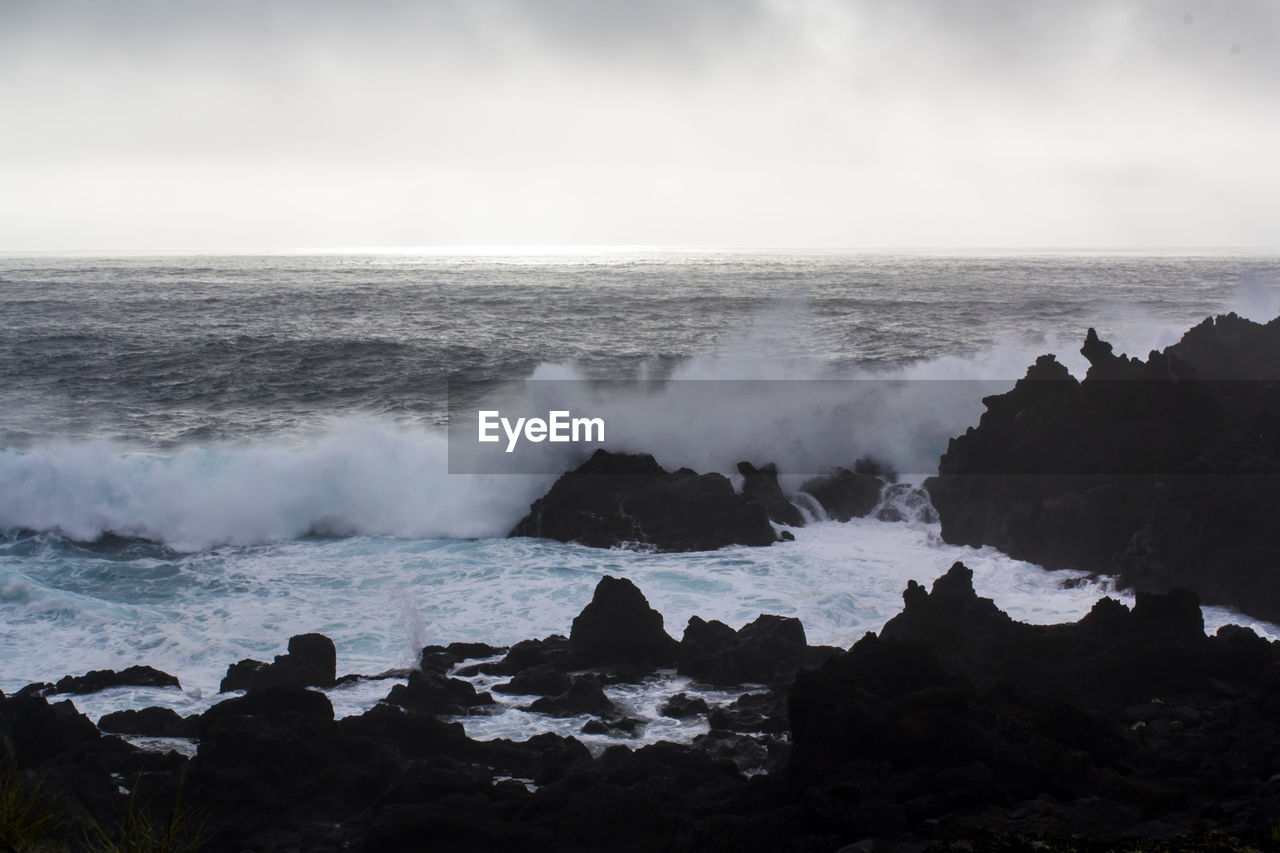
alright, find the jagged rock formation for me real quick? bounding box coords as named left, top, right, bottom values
left=925, top=313, right=1280, bottom=621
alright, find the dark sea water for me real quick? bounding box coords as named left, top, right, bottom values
left=2, top=250, right=1279, bottom=742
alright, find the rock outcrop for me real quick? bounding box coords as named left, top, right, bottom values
left=677, top=613, right=825, bottom=686
left=220, top=632, right=338, bottom=693
left=737, top=461, right=804, bottom=526
left=568, top=575, right=680, bottom=669
left=926, top=313, right=1280, bottom=621
left=511, top=450, right=781, bottom=551
left=800, top=458, right=894, bottom=521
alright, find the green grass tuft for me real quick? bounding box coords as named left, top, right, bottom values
left=0, top=759, right=66, bottom=853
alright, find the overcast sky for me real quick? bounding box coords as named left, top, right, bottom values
left=1, top=0, right=1277, bottom=250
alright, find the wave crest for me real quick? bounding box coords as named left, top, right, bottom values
left=0, top=421, right=554, bottom=550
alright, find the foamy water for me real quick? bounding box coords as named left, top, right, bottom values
left=3, top=251, right=1279, bottom=746
left=7, top=510, right=1276, bottom=745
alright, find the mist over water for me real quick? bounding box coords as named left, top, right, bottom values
left=2, top=251, right=1279, bottom=722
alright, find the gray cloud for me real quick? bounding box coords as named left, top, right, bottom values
left=1, top=0, right=1276, bottom=248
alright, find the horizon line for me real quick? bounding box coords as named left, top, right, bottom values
left=3, top=244, right=1280, bottom=258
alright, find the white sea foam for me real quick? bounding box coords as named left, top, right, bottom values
left=2, top=282, right=1275, bottom=550
left=4, top=278, right=1278, bottom=748
left=0, top=423, right=553, bottom=550
left=6, top=518, right=1275, bottom=744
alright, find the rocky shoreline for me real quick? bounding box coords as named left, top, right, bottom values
left=6, top=311, right=1280, bottom=851
left=4, top=566, right=1280, bottom=852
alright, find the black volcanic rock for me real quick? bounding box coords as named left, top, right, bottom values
left=737, top=461, right=804, bottom=527
left=526, top=676, right=617, bottom=718
left=786, top=558, right=1280, bottom=847
left=493, top=664, right=573, bottom=697
left=677, top=614, right=808, bottom=686
left=567, top=575, right=679, bottom=669
left=98, top=706, right=198, bottom=738
left=418, top=641, right=504, bottom=674
left=455, top=635, right=570, bottom=677
left=384, top=670, right=495, bottom=716
left=0, top=692, right=106, bottom=766
left=660, top=693, right=710, bottom=719
left=220, top=632, right=337, bottom=693
left=708, top=690, right=791, bottom=734
left=53, top=665, right=181, bottom=695
left=925, top=313, right=1280, bottom=621
left=18, top=559, right=1280, bottom=851
left=199, top=685, right=335, bottom=739
left=875, top=561, right=1261, bottom=709
left=800, top=458, right=892, bottom=521
left=510, top=449, right=780, bottom=551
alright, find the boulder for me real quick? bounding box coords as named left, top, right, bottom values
left=677, top=613, right=808, bottom=686
left=526, top=676, right=617, bottom=718
left=567, top=575, right=679, bottom=669
left=493, top=664, right=573, bottom=697
left=455, top=635, right=569, bottom=677
left=801, top=459, right=892, bottom=521
left=199, top=685, right=334, bottom=739
left=418, top=641, right=505, bottom=674
left=0, top=692, right=104, bottom=766
left=384, top=670, right=495, bottom=716
left=52, top=665, right=181, bottom=695
left=510, top=450, right=779, bottom=551
left=98, top=706, right=198, bottom=738
left=660, top=693, right=710, bottom=719
left=220, top=633, right=337, bottom=693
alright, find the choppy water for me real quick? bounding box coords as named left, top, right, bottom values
left=3, top=250, right=1279, bottom=740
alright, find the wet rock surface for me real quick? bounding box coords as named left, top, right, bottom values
left=220, top=632, right=338, bottom=693
left=7, top=567, right=1280, bottom=851
left=802, top=458, right=894, bottom=522
left=510, top=449, right=781, bottom=551
left=738, top=461, right=805, bottom=526
left=23, top=665, right=183, bottom=696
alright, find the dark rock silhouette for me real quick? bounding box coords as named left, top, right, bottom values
left=659, top=693, right=710, bottom=719
left=677, top=613, right=810, bottom=686
left=198, top=685, right=334, bottom=739
left=525, top=676, right=617, bottom=718
left=98, top=706, right=198, bottom=738
left=48, top=665, right=180, bottom=695
left=384, top=670, right=495, bottom=716
left=568, top=575, right=680, bottom=668
left=801, top=458, right=893, bottom=521
left=493, top=664, right=573, bottom=697
left=737, top=461, right=804, bottom=526
left=511, top=450, right=780, bottom=551
left=14, top=561, right=1280, bottom=851
left=926, top=313, right=1280, bottom=621
left=455, top=635, right=569, bottom=677
left=220, top=632, right=338, bottom=693
left=418, top=641, right=504, bottom=674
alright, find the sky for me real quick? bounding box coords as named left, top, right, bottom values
left=1, top=0, right=1277, bottom=250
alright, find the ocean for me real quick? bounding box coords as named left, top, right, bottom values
left=3, top=250, right=1279, bottom=745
